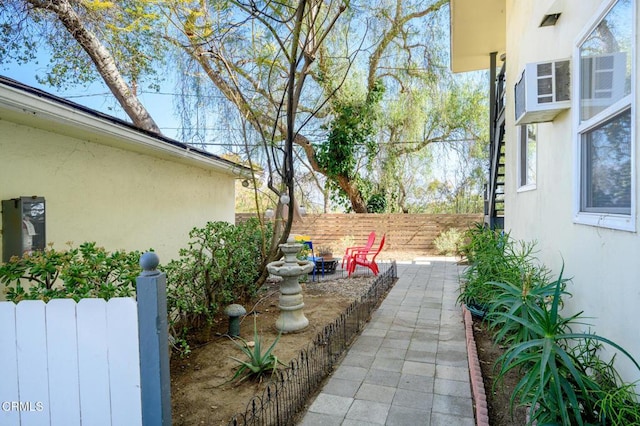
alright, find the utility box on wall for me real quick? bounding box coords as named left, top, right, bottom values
left=2, top=197, right=46, bottom=262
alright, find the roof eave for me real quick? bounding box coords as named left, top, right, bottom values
left=449, top=0, right=506, bottom=73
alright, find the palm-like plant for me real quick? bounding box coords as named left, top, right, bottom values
left=487, top=263, right=568, bottom=346
left=496, top=268, right=640, bottom=425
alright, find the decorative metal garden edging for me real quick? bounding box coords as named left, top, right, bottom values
left=227, top=261, right=398, bottom=426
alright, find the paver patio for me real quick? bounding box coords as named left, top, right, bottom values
left=299, top=259, right=475, bottom=425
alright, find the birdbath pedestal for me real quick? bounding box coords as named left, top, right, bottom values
left=266, top=238, right=314, bottom=332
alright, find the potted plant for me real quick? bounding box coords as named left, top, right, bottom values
left=316, top=245, right=334, bottom=260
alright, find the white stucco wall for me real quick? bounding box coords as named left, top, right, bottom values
left=0, top=119, right=236, bottom=266
left=504, top=0, right=640, bottom=384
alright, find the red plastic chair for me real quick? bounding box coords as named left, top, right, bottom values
left=348, top=234, right=386, bottom=277
left=342, top=231, right=376, bottom=269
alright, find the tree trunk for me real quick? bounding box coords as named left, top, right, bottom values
left=30, top=0, right=162, bottom=134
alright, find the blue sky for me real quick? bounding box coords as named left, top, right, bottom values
left=2, top=56, right=184, bottom=142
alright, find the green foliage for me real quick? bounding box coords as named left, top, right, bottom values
left=433, top=228, right=464, bottom=256
left=486, top=263, right=567, bottom=347
left=0, top=242, right=142, bottom=302
left=459, top=223, right=640, bottom=425
left=595, top=379, right=640, bottom=425
left=458, top=224, right=546, bottom=314
left=0, top=0, right=166, bottom=91
left=316, top=80, right=385, bottom=210
left=230, top=317, right=284, bottom=383
left=457, top=224, right=510, bottom=307
left=495, top=272, right=640, bottom=425
left=366, top=193, right=387, bottom=213
left=164, top=218, right=272, bottom=351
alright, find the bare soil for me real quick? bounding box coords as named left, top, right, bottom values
left=170, top=273, right=375, bottom=426
left=472, top=316, right=528, bottom=425
left=170, top=253, right=525, bottom=426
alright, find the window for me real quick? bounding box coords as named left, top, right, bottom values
left=518, top=124, right=537, bottom=190
left=575, top=0, right=634, bottom=230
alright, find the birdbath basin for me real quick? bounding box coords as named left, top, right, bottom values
left=266, top=238, right=314, bottom=332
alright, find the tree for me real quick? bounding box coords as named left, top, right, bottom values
left=169, top=0, right=463, bottom=213
left=1, top=0, right=165, bottom=133
left=375, top=75, right=489, bottom=213
left=2, top=0, right=485, bottom=216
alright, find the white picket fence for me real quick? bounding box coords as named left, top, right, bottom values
left=0, top=298, right=143, bottom=426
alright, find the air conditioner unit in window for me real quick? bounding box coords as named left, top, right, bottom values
left=514, top=59, right=571, bottom=125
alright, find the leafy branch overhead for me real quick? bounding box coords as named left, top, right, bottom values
left=2, top=0, right=486, bottom=215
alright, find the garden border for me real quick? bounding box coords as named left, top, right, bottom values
left=226, top=262, right=398, bottom=425
left=463, top=304, right=490, bottom=426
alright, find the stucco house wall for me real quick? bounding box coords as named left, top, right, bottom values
left=451, top=0, right=640, bottom=386
left=0, top=77, right=245, bottom=268
left=503, top=0, right=640, bottom=384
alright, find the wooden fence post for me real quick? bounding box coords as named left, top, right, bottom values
left=136, top=252, right=172, bottom=426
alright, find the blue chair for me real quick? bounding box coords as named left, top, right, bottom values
left=302, top=240, right=323, bottom=281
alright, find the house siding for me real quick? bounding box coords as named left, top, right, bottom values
left=0, top=118, right=235, bottom=266
left=504, top=0, right=640, bottom=384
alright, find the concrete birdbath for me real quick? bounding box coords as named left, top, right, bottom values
left=266, top=237, right=314, bottom=332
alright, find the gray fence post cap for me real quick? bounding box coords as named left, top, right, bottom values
left=140, top=252, right=160, bottom=276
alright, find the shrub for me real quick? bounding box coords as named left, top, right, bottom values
left=486, top=261, right=566, bottom=346
left=457, top=224, right=510, bottom=308
left=0, top=242, right=142, bottom=302
left=164, top=218, right=272, bottom=350
left=459, top=224, right=640, bottom=425
left=433, top=228, right=464, bottom=256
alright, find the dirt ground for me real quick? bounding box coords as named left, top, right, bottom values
left=170, top=272, right=376, bottom=426
left=473, top=316, right=528, bottom=425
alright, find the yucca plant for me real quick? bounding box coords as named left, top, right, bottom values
left=496, top=268, right=640, bottom=425
left=230, top=317, right=285, bottom=383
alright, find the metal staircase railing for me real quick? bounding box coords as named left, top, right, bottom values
left=485, top=55, right=506, bottom=230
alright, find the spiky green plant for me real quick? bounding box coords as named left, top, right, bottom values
left=496, top=268, right=640, bottom=425
left=487, top=262, right=569, bottom=346
left=230, top=317, right=284, bottom=383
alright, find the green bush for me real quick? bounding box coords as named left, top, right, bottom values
left=164, top=218, right=272, bottom=350
left=486, top=261, right=566, bottom=346
left=0, top=242, right=142, bottom=302
left=433, top=228, right=464, bottom=256
left=457, top=224, right=510, bottom=308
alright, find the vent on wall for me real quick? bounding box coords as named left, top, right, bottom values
left=515, top=59, right=571, bottom=125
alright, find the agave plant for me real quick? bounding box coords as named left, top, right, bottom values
left=230, top=317, right=285, bottom=383
left=496, top=267, right=640, bottom=425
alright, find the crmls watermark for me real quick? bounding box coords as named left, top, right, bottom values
left=1, top=401, right=44, bottom=412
